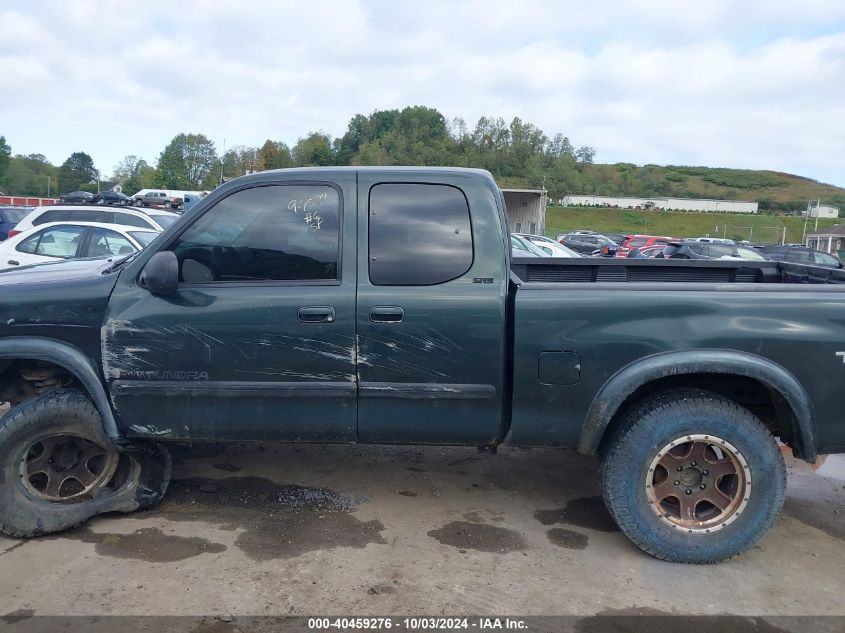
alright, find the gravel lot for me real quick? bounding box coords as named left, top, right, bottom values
left=0, top=442, right=843, bottom=618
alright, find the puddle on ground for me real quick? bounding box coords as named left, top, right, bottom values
left=815, top=454, right=845, bottom=482
left=546, top=527, right=589, bottom=550
left=427, top=520, right=526, bottom=553
left=534, top=496, right=620, bottom=533
left=143, top=476, right=385, bottom=560
left=60, top=526, right=226, bottom=562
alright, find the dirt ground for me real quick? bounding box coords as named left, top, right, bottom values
left=0, top=442, right=843, bottom=617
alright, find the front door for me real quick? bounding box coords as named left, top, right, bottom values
left=104, top=176, right=357, bottom=442
left=355, top=172, right=508, bottom=444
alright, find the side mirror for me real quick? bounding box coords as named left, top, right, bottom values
left=139, top=251, right=179, bottom=296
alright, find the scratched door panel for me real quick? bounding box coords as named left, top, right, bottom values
left=355, top=172, right=509, bottom=444
left=103, top=175, right=358, bottom=442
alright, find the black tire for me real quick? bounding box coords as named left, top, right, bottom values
left=0, top=389, right=171, bottom=538
left=600, top=389, right=786, bottom=563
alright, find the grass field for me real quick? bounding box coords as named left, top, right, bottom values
left=545, top=205, right=841, bottom=244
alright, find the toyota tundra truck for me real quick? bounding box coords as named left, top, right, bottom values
left=1, top=167, right=843, bottom=563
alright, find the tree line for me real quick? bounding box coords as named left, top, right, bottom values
left=2, top=106, right=842, bottom=212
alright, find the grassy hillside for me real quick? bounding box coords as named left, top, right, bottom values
left=545, top=205, right=841, bottom=244
left=503, top=164, right=845, bottom=213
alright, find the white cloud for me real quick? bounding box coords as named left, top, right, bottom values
left=1, top=0, right=844, bottom=185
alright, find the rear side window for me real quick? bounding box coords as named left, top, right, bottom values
left=369, top=183, right=473, bottom=285
left=32, top=210, right=71, bottom=226
left=628, top=238, right=646, bottom=248
left=113, top=212, right=153, bottom=228
left=18, top=226, right=86, bottom=258
left=169, top=184, right=340, bottom=283
left=707, top=244, right=735, bottom=258
left=68, top=209, right=110, bottom=223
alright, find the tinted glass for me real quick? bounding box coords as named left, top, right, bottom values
left=113, top=212, right=152, bottom=228
left=629, top=238, right=646, bottom=248
left=708, top=244, right=735, bottom=257
left=148, top=214, right=176, bottom=228
left=129, top=231, right=157, bottom=247
left=687, top=243, right=707, bottom=255
left=0, top=208, right=28, bottom=223
left=814, top=251, right=840, bottom=267
left=32, top=226, right=86, bottom=257
left=16, top=233, right=39, bottom=254
left=68, top=209, right=110, bottom=223
left=170, top=185, right=340, bottom=282
left=86, top=228, right=135, bottom=257
left=32, top=210, right=71, bottom=225
left=369, top=183, right=472, bottom=285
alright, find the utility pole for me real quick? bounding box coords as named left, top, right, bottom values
left=802, top=199, right=810, bottom=244
left=219, top=138, right=226, bottom=184
left=815, top=198, right=820, bottom=232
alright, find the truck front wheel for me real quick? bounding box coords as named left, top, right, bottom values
left=0, top=390, right=171, bottom=538
left=599, top=389, right=786, bottom=563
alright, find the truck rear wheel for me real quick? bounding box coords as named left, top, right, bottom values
left=0, top=390, right=171, bottom=538
left=599, top=389, right=786, bottom=563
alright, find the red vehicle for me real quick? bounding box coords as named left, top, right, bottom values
left=615, top=234, right=674, bottom=257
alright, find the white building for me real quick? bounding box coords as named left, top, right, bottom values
left=806, top=224, right=845, bottom=256
left=503, top=188, right=548, bottom=235
left=561, top=194, right=758, bottom=214
left=802, top=203, right=839, bottom=219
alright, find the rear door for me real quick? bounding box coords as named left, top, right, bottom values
left=355, top=172, right=508, bottom=444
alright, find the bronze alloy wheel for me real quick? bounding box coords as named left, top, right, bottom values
left=20, top=434, right=119, bottom=502
left=645, top=434, right=751, bottom=534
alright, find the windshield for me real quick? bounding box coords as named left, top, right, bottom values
left=129, top=231, right=158, bottom=247
left=149, top=214, right=177, bottom=228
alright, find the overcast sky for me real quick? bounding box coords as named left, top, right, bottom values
left=1, top=0, right=844, bottom=185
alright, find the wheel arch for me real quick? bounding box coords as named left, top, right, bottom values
left=578, top=349, right=816, bottom=462
left=0, top=337, right=119, bottom=441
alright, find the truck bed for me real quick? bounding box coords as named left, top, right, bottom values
left=511, top=257, right=845, bottom=285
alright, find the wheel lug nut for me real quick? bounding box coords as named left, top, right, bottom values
left=674, top=480, right=680, bottom=485
left=691, top=461, right=697, bottom=466
left=685, top=489, right=692, bottom=495
left=703, top=470, right=709, bottom=475
left=677, top=466, right=683, bottom=471
left=699, top=484, right=706, bottom=489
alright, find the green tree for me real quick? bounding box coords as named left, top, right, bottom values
left=156, top=133, right=218, bottom=189
left=57, top=151, right=98, bottom=193
left=222, top=145, right=261, bottom=177
left=258, top=140, right=292, bottom=170
left=5, top=154, right=57, bottom=196
left=292, top=132, right=335, bottom=166
left=0, top=136, right=10, bottom=190
left=113, top=155, right=158, bottom=195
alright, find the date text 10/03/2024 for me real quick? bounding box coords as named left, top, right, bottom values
left=307, top=617, right=528, bottom=630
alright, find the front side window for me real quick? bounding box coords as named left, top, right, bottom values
left=814, top=251, right=840, bottom=267
left=114, top=212, right=153, bottom=228
left=19, top=226, right=86, bottom=258
left=169, top=184, right=340, bottom=283
left=369, top=183, right=473, bottom=285
left=86, top=228, right=135, bottom=257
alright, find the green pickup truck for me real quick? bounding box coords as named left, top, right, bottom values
left=1, top=167, right=843, bottom=563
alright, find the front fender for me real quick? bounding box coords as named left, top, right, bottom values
left=578, top=349, right=816, bottom=462
left=0, top=336, right=119, bottom=441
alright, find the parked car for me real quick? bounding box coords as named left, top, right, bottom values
left=511, top=234, right=548, bottom=257
left=616, top=234, right=674, bottom=257
left=735, top=245, right=769, bottom=261
left=8, top=205, right=179, bottom=239
left=756, top=245, right=843, bottom=268
left=92, top=191, right=132, bottom=206
left=558, top=232, right=617, bottom=255
left=514, top=233, right=580, bottom=257
left=628, top=245, right=666, bottom=258
left=662, top=240, right=742, bottom=260
left=59, top=191, right=94, bottom=204
left=2, top=167, right=845, bottom=566
left=0, top=222, right=159, bottom=271
left=0, top=206, right=31, bottom=241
